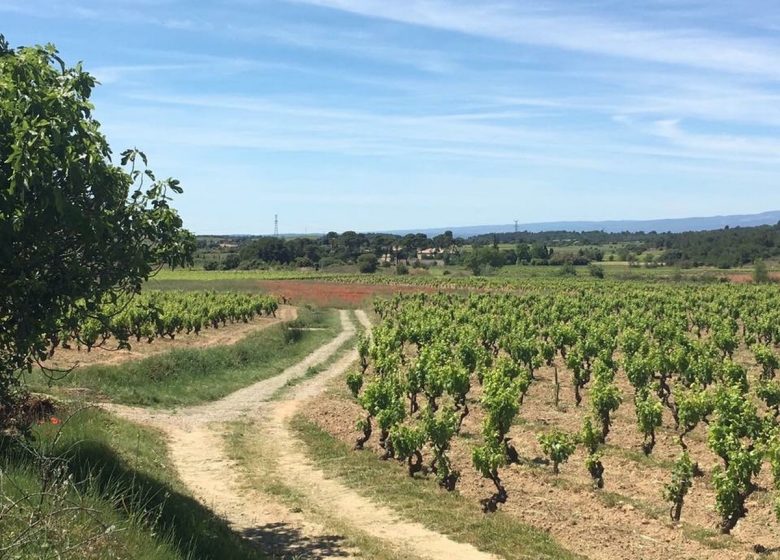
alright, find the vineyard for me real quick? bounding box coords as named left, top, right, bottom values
left=14, top=17, right=780, bottom=560
left=345, top=283, right=780, bottom=542
left=57, top=291, right=278, bottom=353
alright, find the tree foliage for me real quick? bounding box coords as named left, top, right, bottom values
left=0, top=37, right=194, bottom=422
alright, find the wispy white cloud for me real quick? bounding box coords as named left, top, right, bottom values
left=105, top=91, right=780, bottom=177
left=91, top=63, right=199, bottom=84
left=8, top=0, right=780, bottom=231
left=225, top=22, right=460, bottom=74
left=287, top=0, right=780, bottom=79
left=649, top=119, right=780, bottom=159
left=0, top=0, right=459, bottom=74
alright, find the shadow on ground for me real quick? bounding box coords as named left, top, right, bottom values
left=243, top=522, right=350, bottom=558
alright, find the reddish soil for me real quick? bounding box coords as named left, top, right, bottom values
left=256, top=280, right=438, bottom=308
left=304, top=358, right=780, bottom=560
left=728, top=273, right=780, bottom=284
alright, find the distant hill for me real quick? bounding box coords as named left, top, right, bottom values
left=381, top=211, right=780, bottom=238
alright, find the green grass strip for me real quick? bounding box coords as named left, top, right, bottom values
left=1, top=407, right=264, bottom=560
left=269, top=310, right=362, bottom=401
left=290, top=415, right=582, bottom=560
left=28, top=307, right=338, bottom=407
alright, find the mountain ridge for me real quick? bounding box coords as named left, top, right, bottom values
left=374, top=210, right=780, bottom=238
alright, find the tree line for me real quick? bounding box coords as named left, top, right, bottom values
left=473, top=223, right=780, bottom=269
left=200, top=222, right=780, bottom=271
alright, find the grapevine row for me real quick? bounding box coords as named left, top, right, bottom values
left=347, top=284, right=780, bottom=533
left=59, top=291, right=279, bottom=352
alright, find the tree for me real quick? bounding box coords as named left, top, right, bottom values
left=357, top=253, right=378, bottom=273
left=754, top=259, right=770, bottom=284
left=238, top=236, right=291, bottom=264
left=222, top=253, right=240, bottom=270
left=0, top=37, right=194, bottom=426
left=516, top=243, right=532, bottom=264
left=465, top=247, right=507, bottom=276
left=531, top=243, right=550, bottom=261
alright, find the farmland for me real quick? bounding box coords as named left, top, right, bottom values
left=4, top=273, right=780, bottom=559
left=310, top=283, right=780, bottom=559
left=5, top=14, right=780, bottom=560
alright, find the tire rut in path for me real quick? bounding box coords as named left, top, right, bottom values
left=255, top=309, right=500, bottom=560
left=106, top=310, right=361, bottom=559
left=108, top=309, right=499, bottom=560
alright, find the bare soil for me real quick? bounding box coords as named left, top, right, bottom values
left=303, top=354, right=780, bottom=560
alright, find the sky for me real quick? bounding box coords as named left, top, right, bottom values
left=4, top=0, right=780, bottom=234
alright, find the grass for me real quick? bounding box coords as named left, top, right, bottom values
left=603, top=443, right=677, bottom=470
left=28, top=308, right=339, bottom=407
left=225, top=418, right=415, bottom=560
left=289, top=415, right=582, bottom=560
left=1, top=407, right=264, bottom=560
left=269, top=310, right=362, bottom=401
left=146, top=260, right=765, bottom=290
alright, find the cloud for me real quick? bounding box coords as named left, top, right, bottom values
left=225, top=22, right=459, bottom=74
left=91, top=63, right=200, bottom=84
left=286, top=0, right=780, bottom=79
left=649, top=119, right=780, bottom=160
left=101, top=90, right=780, bottom=180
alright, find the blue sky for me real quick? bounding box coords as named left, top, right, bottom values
left=4, top=0, right=780, bottom=234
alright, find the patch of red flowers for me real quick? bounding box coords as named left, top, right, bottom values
left=256, top=280, right=437, bottom=308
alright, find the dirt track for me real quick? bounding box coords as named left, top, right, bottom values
left=256, top=310, right=498, bottom=560
left=107, top=309, right=497, bottom=559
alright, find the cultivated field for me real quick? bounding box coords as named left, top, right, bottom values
left=6, top=276, right=780, bottom=559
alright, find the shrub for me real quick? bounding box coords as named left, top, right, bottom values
left=319, top=256, right=344, bottom=269
left=537, top=430, right=577, bottom=474
left=396, top=264, right=409, bottom=275
left=559, top=262, right=577, bottom=276
left=222, top=253, right=240, bottom=270
left=663, top=452, right=695, bottom=522
left=357, top=254, right=379, bottom=273
left=754, top=259, right=770, bottom=283
left=588, top=264, right=605, bottom=279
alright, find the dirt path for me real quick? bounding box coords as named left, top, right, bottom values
left=105, top=310, right=358, bottom=558
left=106, top=309, right=501, bottom=559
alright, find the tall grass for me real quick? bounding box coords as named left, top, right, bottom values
left=1, top=408, right=263, bottom=559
